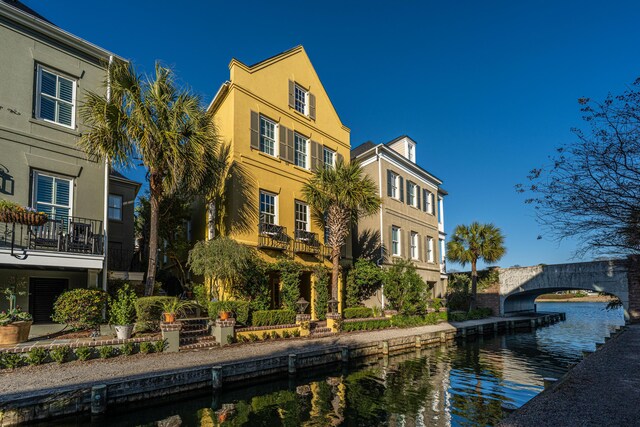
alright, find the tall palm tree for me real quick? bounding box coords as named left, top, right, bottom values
left=447, top=222, right=506, bottom=310
left=79, top=61, right=219, bottom=295
left=302, top=160, right=380, bottom=311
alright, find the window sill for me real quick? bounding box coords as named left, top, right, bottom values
left=293, top=165, right=311, bottom=174
left=291, top=107, right=313, bottom=121
left=256, top=150, right=282, bottom=162
left=30, top=118, right=80, bottom=136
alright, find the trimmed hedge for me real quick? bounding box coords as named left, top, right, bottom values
left=208, top=301, right=251, bottom=325
left=51, top=289, right=109, bottom=330
left=391, top=313, right=441, bottom=328
left=252, top=310, right=296, bottom=327
left=343, top=307, right=374, bottom=319
left=135, top=296, right=176, bottom=332
left=448, top=308, right=492, bottom=322
left=342, top=318, right=391, bottom=332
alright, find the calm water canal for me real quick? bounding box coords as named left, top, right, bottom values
left=51, top=302, right=624, bottom=427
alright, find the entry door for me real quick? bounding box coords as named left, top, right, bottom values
left=29, top=278, right=68, bottom=323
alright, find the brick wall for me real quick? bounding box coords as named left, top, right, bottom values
left=477, top=282, right=500, bottom=316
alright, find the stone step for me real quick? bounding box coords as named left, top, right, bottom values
left=310, top=327, right=333, bottom=335
left=180, top=328, right=209, bottom=336
left=179, top=340, right=219, bottom=351
left=180, top=335, right=216, bottom=345
left=179, top=317, right=209, bottom=325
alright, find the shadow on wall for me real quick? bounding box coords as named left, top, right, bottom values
left=353, top=228, right=386, bottom=263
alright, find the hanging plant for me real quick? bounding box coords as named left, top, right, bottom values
left=0, top=200, right=48, bottom=226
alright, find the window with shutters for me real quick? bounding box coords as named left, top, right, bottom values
left=427, top=236, right=434, bottom=262
left=323, top=147, right=336, bottom=170
left=108, top=194, right=123, bottom=221
left=427, top=192, right=435, bottom=214
left=294, top=133, right=308, bottom=169
left=294, top=84, right=307, bottom=115
left=295, top=201, right=310, bottom=232
left=410, top=231, right=419, bottom=260
left=391, top=226, right=401, bottom=256
left=408, top=182, right=417, bottom=207
left=259, top=115, right=277, bottom=156
left=36, top=65, right=76, bottom=128
left=389, top=171, right=398, bottom=199
left=259, top=191, right=277, bottom=225
left=33, top=171, right=72, bottom=224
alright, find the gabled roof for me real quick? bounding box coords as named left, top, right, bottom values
left=350, top=141, right=375, bottom=159
left=110, top=169, right=142, bottom=193
left=385, top=134, right=416, bottom=147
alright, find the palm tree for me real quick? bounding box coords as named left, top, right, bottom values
left=447, top=222, right=506, bottom=310
left=79, top=61, right=219, bottom=295
left=302, top=160, right=380, bottom=312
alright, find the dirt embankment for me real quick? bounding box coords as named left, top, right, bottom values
left=536, top=295, right=616, bottom=303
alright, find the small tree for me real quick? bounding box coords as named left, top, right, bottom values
left=346, top=258, right=383, bottom=307
left=383, top=259, right=428, bottom=315
left=447, top=222, right=506, bottom=311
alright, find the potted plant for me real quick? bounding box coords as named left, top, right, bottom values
left=109, top=284, right=137, bottom=339
left=158, top=298, right=194, bottom=323
left=0, top=200, right=48, bottom=226
left=0, top=289, right=32, bottom=345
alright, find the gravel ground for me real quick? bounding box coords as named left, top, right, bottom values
left=0, top=321, right=460, bottom=399
left=500, top=323, right=640, bottom=427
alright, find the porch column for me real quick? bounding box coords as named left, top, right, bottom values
left=87, top=269, right=100, bottom=289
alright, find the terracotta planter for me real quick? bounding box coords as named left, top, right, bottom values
left=163, top=312, right=176, bottom=323
left=0, top=321, right=32, bottom=345
left=219, top=311, right=230, bottom=321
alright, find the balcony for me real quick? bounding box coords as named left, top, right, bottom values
left=293, top=230, right=320, bottom=255
left=108, top=248, right=144, bottom=272
left=258, top=223, right=289, bottom=251
left=1, top=215, right=104, bottom=256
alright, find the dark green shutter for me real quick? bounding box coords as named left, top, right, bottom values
left=279, top=125, right=288, bottom=161
left=287, top=129, right=295, bottom=163
left=422, top=189, right=427, bottom=211
left=250, top=111, right=260, bottom=150
left=387, top=170, right=393, bottom=197
left=399, top=176, right=404, bottom=202
left=416, top=185, right=421, bottom=208
left=406, top=180, right=411, bottom=204
left=288, top=80, right=295, bottom=108
left=309, top=93, right=316, bottom=120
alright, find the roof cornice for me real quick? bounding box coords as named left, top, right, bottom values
left=0, top=2, right=126, bottom=63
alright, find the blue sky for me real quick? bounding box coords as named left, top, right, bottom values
left=24, top=0, right=640, bottom=269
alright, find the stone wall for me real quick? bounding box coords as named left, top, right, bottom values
left=476, top=282, right=500, bottom=315
left=626, top=256, right=640, bottom=322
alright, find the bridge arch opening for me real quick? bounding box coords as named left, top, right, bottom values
left=502, top=287, right=625, bottom=317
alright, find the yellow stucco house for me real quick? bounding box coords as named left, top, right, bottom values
left=196, top=46, right=352, bottom=318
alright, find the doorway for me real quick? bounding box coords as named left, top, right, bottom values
left=29, top=278, right=68, bottom=323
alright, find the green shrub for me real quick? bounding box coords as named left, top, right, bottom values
left=252, top=310, right=297, bottom=327
left=75, top=346, right=93, bottom=361
left=26, top=347, right=48, bottom=365
left=51, top=289, right=109, bottom=330
left=192, top=283, right=210, bottom=313
left=343, top=307, right=374, bottom=319
left=109, top=283, right=137, bottom=325
left=50, top=346, right=70, bottom=364
left=135, top=296, right=175, bottom=332
left=121, top=342, right=136, bottom=356
left=342, top=318, right=391, bottom=332
left=292, top=329, right=300, bottom=337
left=449, top=312, right=467, bottom=322
left=270, top=330, right=279, bottom=339
left=467, top=307, right=492, bottom=320
left=313, top=265, right=330, bottom=320
left=247, top=333, right=259, bottom=342
left=383, top=259, right=428, bottom=315
left=154, top=339, right=167, bottom=353
left=391, top=314, right=440, bottom=328
left=227, top=335, right=237, bottom=344
left=282, top=330, right=291, bottom=339
left=431, top=298, right=442, bottom=311
left=98, top=346, right=115, bottom=359
left=262, top=331, right=270, bottom=340
left=274, top=259, right=302, bottom=312
left=237, top=335, right=249, bottom=343
left=1, top=352, right=24, bottom=369
left=208, top=301, right=251, bottom=325
left=140, top=341, right=154, bottom=354
left=346, top=259, right=383, bottom=307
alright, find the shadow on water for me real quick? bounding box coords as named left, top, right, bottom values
left=43, top=302, right=624, bottom=427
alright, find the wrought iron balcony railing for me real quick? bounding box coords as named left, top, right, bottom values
left=108, top=248, right=144, bottom=272
left=294, top=229, right=320, bottom=254
left=258, top=223, right=289, bottom=251
left=0, top=215, right=104, bottom=256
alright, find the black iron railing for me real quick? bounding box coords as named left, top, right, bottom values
left=0, top=215, right=104, bottom=256
left=294, top=229, right=320, bottom=254
left=258, top=223, right=289, bottom=250
left=108, top=248, right=144, bottom=271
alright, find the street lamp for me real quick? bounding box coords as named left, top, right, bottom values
left=296, top=297, right=309, bottom=314
left=328, top=298, right=339, bottom=313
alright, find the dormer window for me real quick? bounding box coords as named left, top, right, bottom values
left=294, top=84, right=307, bottom=115
left=407, top=142, right=415, bottom=162
left=288, top=80, right=316, bottom=119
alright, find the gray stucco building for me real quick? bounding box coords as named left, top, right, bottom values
left=0, top=0, right=125, bottom=321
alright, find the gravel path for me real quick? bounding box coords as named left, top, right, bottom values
left=0, top=322, right=458, bottom=399
left=500, top=323, right=640, bottom=427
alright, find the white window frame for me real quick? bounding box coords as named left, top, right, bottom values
left=32, top=170, right=73, bottom=221
left=108, top=194, right=123, bottom=221
left=259, top=115, right=278, bottom=157
left=391, top=226, right=401, bottom=257
left=410, top=231, right=419, bottom=260
left=427, top=192, right=435, bottom=215
left=390, top=172, right=399, bottom=199
left=294, top=200, right=310, bottom=232
left=35, top=65, right=76, bottom=129
left=259, top=190, right=278, bottom=225
left=323, top=147, right=336, bottom=170
left=408, top=182, right=417, bottom=207
left=438, top=196, right=444, bottom=224
left=427, top=237, right=435, bottom=263
left=439, top=238, right=446, bottom=264
left=294, top=132, right=309, bottom=169
left=294, top=84, right=308, bottom=115
left=407, top=142, right=416, bottom=162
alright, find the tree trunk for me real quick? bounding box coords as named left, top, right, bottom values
left=145, top=175, right=161, bottom=296
left=331, top=246, right=340, bottom=303
left=469, top=259, right=478, bottom=311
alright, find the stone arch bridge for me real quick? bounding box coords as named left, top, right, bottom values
left=495, top=257, right=640, bottom=321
